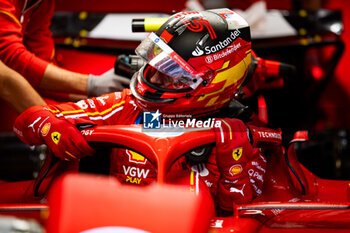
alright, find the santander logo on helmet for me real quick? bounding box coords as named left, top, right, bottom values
left=192, top=29, right=242, bottom=57
left=192, top=46, right=204, bottom=56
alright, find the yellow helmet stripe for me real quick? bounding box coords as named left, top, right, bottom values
left=198, top=54, right=251, bottom=102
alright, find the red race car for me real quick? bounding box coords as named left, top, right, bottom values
left=0, top=124, right=349, bottom=233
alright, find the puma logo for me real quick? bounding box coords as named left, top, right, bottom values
left=230, top=184, right=245, bottom=196
left=28, top=117, right=41, bottom=133
left=191, top=163, right=209, bottom=177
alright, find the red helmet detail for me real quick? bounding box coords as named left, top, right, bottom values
left=130, top=8, right=251, bottom=117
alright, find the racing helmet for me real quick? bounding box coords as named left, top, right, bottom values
left=130, top=8, right=251, bottom=117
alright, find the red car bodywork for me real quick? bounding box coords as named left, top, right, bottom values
left=0, top=125, right=349, bottom=232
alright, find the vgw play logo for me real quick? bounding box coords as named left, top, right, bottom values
left=143, top=110, right=161, bottom=129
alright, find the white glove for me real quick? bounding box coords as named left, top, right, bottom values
left=87, top=68, right=131, bottom=97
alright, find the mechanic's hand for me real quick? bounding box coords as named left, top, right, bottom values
left=87, top=68, right=131, bottom=97
left=214, top=118, right=263, bottom=211
left=13, top=106, right=95, bottom=161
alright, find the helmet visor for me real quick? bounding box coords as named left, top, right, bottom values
left=136, top=33, right=204, bottom=89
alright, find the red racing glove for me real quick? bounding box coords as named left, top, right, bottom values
left=214, top=118, right=267, bottom=211
left=13, top=106, right=95, bottom=161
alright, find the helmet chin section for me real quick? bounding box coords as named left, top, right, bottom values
left=130, top=68, right=175, bottom=112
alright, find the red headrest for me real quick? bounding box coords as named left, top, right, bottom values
left=46, top=173, right=214, bottom=233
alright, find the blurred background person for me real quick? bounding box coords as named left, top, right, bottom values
left=0, top=0, right=129, bottom=131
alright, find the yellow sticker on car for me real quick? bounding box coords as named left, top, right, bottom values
left=126, top=149, right=147, bottom=164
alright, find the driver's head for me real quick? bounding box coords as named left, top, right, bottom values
left=131, top=8, right=251, bottom=117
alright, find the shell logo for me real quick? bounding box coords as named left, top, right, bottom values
left=126, top=149, right=147, bottom=164
left=41, top=123, right=51, bottom=136
left=229, top=164, right=243, bottom=176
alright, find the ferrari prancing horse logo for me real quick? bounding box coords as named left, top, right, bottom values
left=232, top=147, right=243, bottom=161
left=51, top=132, right=61, bottom=145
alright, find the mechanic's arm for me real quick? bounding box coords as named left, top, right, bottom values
left=0, top=61, right=46, bottom=113
left=0, top=2, right=129, bottom=97
left=39, top=64, right=89, bottom=95
left=40, top=64, right=130, bottom=97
